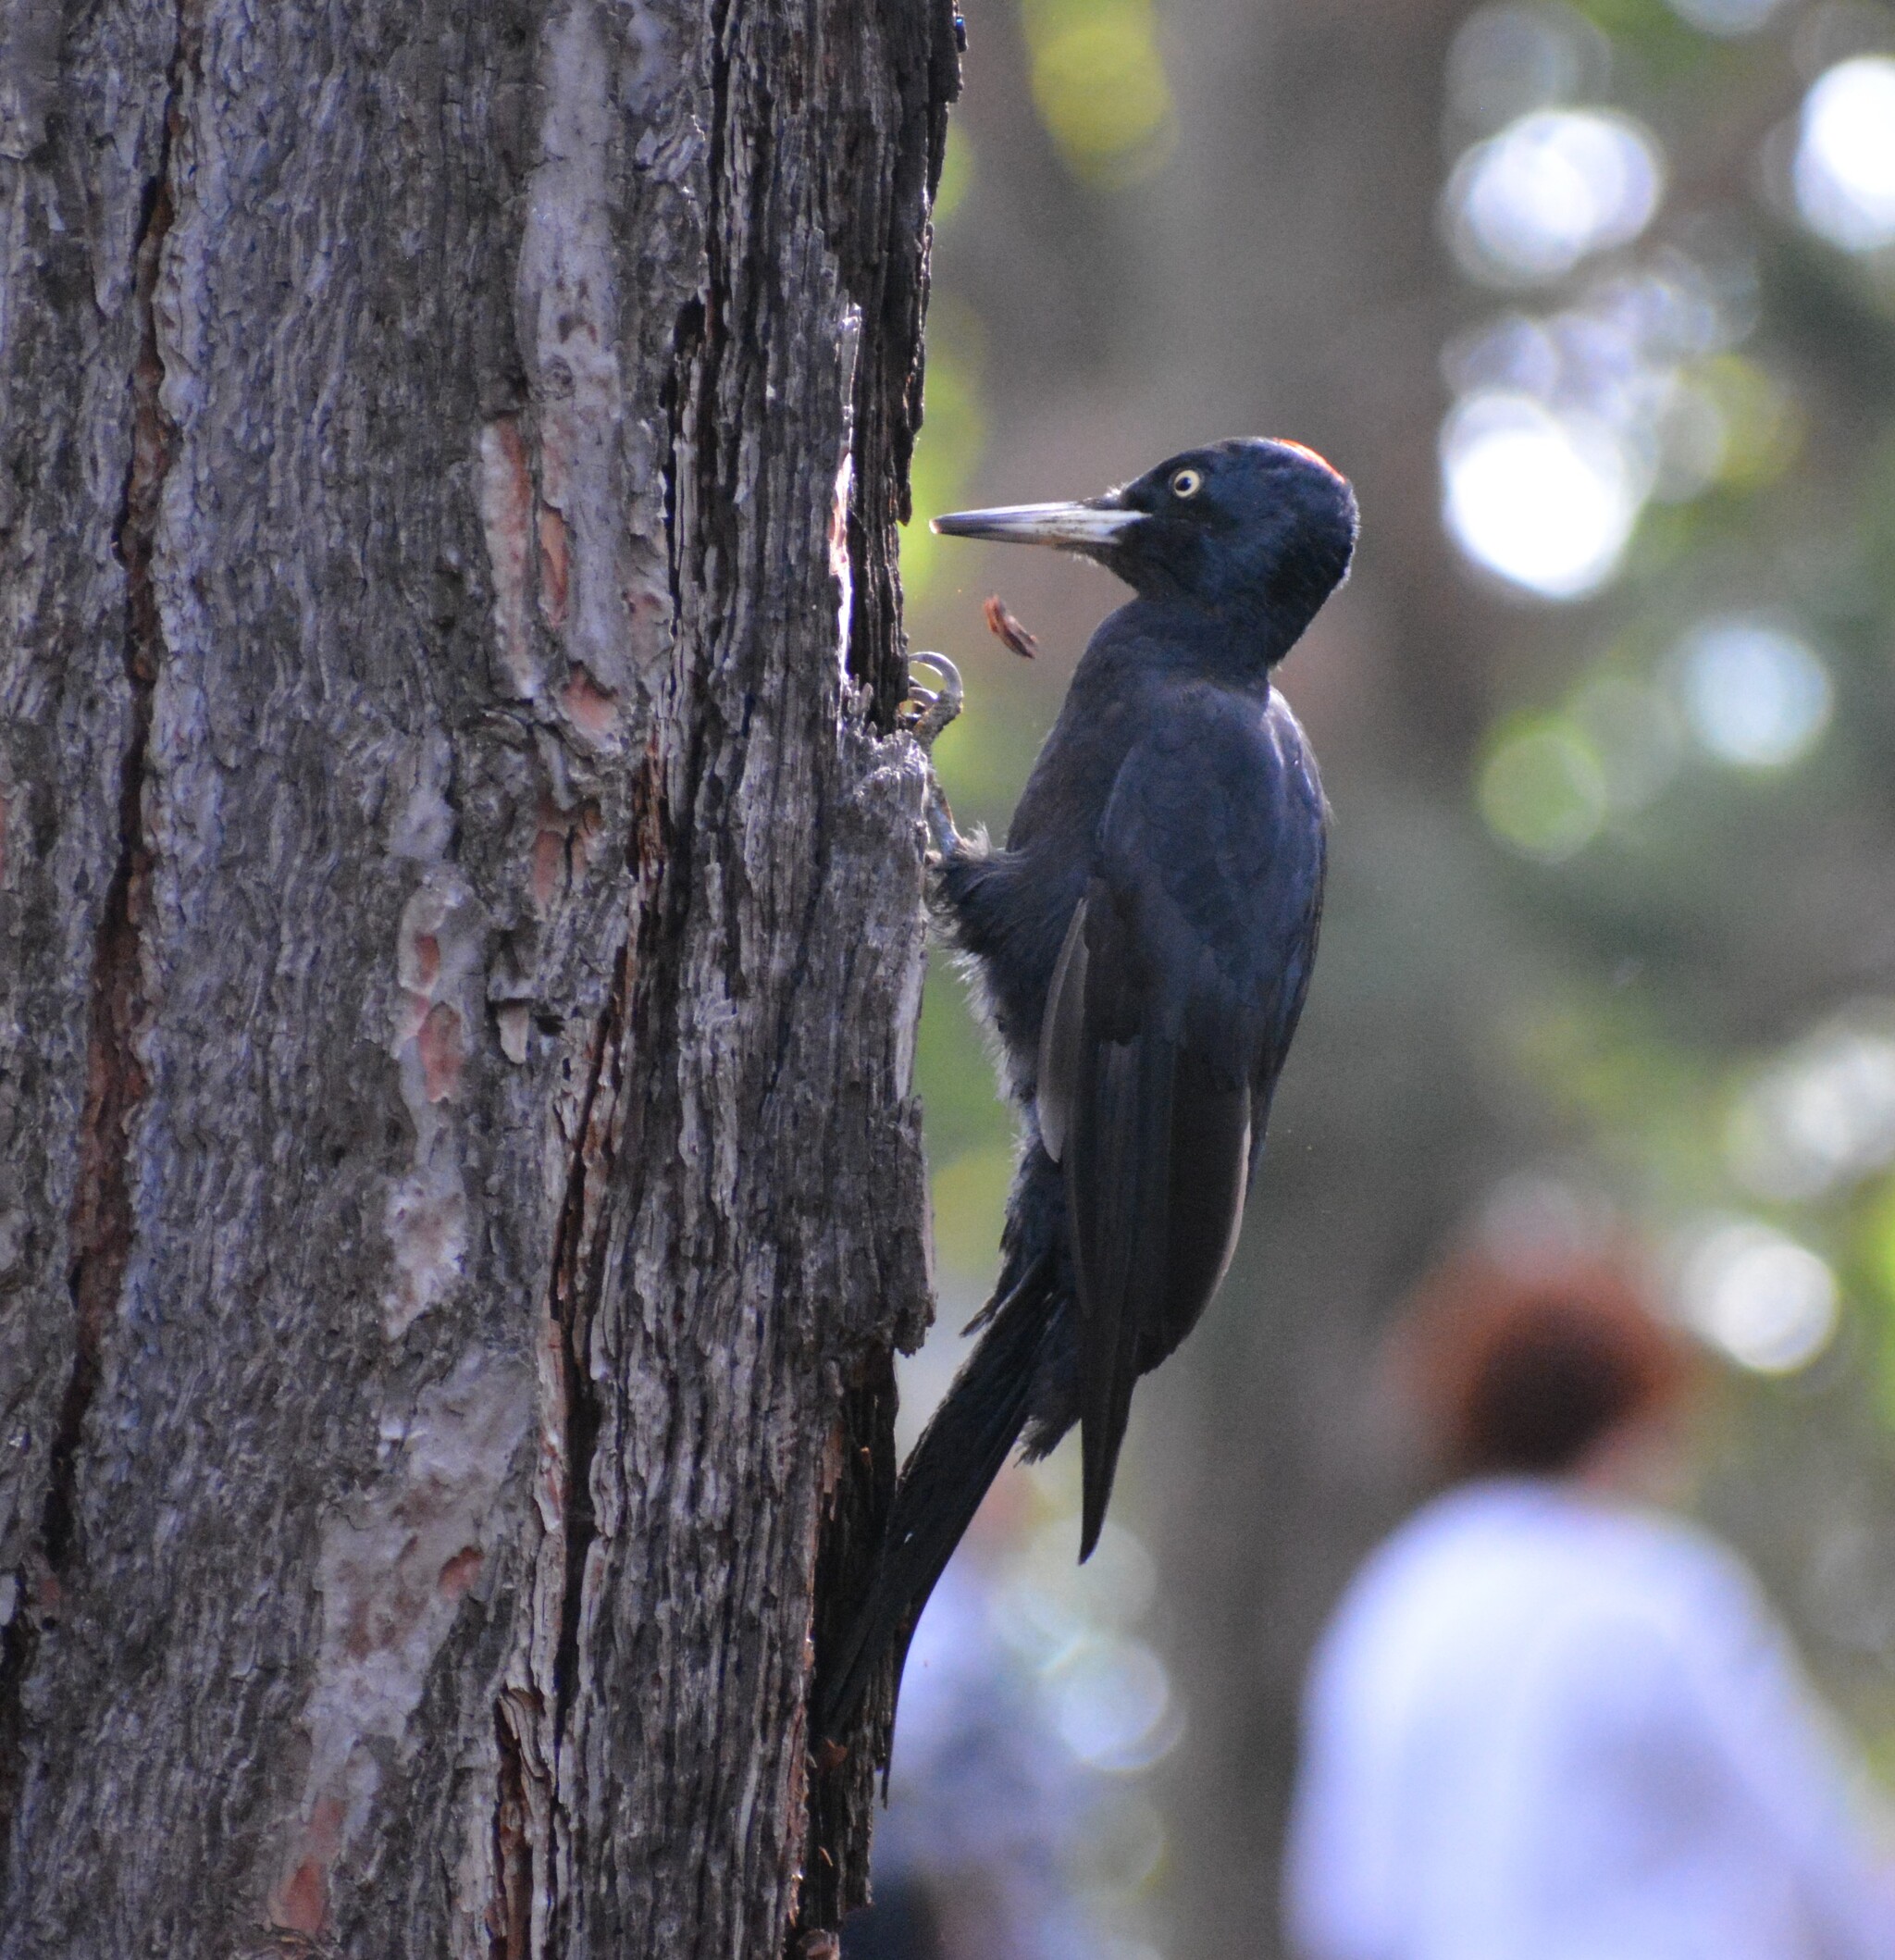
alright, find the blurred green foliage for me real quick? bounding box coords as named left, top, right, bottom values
left=1021, top=0, right=1178, bottom=187
left=1479, top=713, right=1613, bottom=859
left=902, top=330, right=985, bottom=606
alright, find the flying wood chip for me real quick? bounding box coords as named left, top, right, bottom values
left=983, top=594, right=1038, bottom=659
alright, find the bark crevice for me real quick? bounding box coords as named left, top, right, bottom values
left=547, top=937, right=625, bottom=1756
left=0, top=18, right=183, bottom=1880
left=489, top=1701, right=533, bottom=1960
left=662, top=298, right=705, bottom=642
left=53, top=148, right=169, bottom=1576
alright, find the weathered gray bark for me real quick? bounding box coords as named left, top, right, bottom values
left=0, top=0, right=956, bottom=1951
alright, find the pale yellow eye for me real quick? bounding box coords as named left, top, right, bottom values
left=1170, top=467, right=1203, bottom=499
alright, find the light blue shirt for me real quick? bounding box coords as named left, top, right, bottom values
left=1285, top=1479, right=1895, bottom=1960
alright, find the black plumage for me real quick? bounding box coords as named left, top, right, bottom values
left=820, top=437, right=1357, bottom=1746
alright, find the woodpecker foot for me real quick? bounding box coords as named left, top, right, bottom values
left=899, top=652, right=964, bottom=860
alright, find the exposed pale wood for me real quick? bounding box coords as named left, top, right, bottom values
left=0, top=0, right=956, bottom=1949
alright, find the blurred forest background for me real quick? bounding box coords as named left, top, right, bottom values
left=861, top=1, right=1895, bottom=1957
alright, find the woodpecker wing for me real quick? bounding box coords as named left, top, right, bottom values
left=1039, top=684, right=1326, bottom=1558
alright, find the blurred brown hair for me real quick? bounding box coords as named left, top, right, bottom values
left=1397, top=1250, right=1699, bottom=1480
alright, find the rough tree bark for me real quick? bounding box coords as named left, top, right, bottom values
left=0, top=0, right=957, bottom=1951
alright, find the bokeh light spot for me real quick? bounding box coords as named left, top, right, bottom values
left=1725, top=1012, right=1895, bottom=1203
left=1447, top=4, right=1610, bottom=132
left=1678, top=1219, right=1839, bottom=1373
left=1022, top=0, right=1178, bottom=187
left=1665, top=0, right=1787, bottom=34
left=1479, top=713, right=1609, bottom=860
left=1568, top=673, right=1682, bottom=813
left=1692, top=353, right=1800, bottom=491
left=1047, top=1636, right=1177, bottom=1772
left=1674, top=616, right=1831, bottom=768
left=1443, top=391, right=1641, bottom=597
left=1794, top=56, right=1895, bottom=254
left=995, top=1519, right=1158, bottom=1665
left=1446, top=108, right=1664, bottom=285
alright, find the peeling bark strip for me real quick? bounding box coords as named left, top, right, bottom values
left=0, top=0, right=955, bottom=1954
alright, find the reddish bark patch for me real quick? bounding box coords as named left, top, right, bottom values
left=537, top=505, right=570, bottom=628
left=478, top=417, right=538, bottom=697
left=437, top=1544, right=483, bottom=1599
left=269, top=1794, right=343, bottom=1935
left=531, top=821, right=566, bottom=913
left=560, top=664, right=618, bottom=737
left=531, top=794, right=607, bottom=910
left=395, top=987, right=430, bottom=1045
left=419, top=1003, right=464, bottom=1103
left=627, top=731, right=668, bottom=874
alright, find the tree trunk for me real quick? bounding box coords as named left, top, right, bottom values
left=0, top=0, right=956, bottom=1951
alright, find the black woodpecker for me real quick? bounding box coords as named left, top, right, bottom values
left=821, top=437, right=1357, bottom=1746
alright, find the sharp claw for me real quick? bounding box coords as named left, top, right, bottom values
left=908, top=651, right=963, bottom=715
left=899, top=651, right=964, bottom=751
left=895, top=653, right=965, bottom=860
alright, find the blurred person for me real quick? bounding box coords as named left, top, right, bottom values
left=1283, top=1250, right=1895, bottom=1960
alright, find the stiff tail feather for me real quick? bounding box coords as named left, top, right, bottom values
left=816, top=1248, right=1056, bottom=1744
